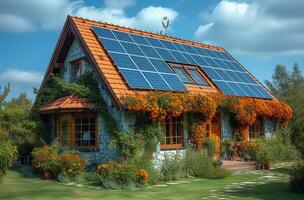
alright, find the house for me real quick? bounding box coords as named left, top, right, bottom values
left=37, top=16, right=291, bottom=164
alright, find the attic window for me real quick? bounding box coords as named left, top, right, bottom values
left=71, top=59, right=85, bottom=81
left=169, top=63, right=209, bottom=86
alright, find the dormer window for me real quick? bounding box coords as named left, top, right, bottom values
left=169, top=63, right=209, bottom=86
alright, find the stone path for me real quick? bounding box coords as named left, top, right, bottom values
left=199, top=163, right=292, bottom=200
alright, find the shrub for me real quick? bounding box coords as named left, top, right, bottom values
left=31, top=144, right=60, bottom=175
left=289, top=161, right=304, bottom=193
left=125, top=155, right=159, bottom=184
left=59, top=152, right=86, bottom=178
left=239, top=141, right=260, bottom=161
left=204, top=137, right=216, bottom=157
left=255, top=143, right=274, bottom=165
left=0, top=133, right=17, bottom=182
left=183, top=148, right=230, bottom=179
left=84, top=172, right=102, bottom=186
left=161, top=153, right=184, bottom=181
left=96, top=161, right=139, bottom=188
left=32, top=144, right=87, bottom=181
left=137, top=169, right=150, bottom=184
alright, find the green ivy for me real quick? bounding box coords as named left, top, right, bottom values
left=32, top=72, right=162, bottom=161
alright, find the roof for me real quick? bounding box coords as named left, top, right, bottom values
left=69, top=16, right=224, bottom=100
left=40, top=16, right=274, bottom=108
left=40, top=95, right=97, bottom=113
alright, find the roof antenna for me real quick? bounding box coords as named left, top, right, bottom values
left=162, top=17, right=170, bottom=35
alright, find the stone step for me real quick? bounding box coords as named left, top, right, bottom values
left=223, top=165, right=257, bottom=172
left=221, top=160, right=257, bottom=172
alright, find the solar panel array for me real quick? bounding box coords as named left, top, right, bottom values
left=92, top=26, right=272, bottom=99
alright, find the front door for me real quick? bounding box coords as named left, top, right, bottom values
left=209, top=113, right=222, bottom=154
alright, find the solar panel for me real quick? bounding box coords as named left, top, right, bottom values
left=101, top=38, right=125, bottom=53
left=119, top=69, right=151, bottom=89
left=149, top=59, right=173, bottom=73
left=93, top=27, right=116, bottom=39
left=161, top=74, right=187, bottom=92
left=109, top=52, right=138, bottom=70
left=169, top=51, right=189, bottom=63
left=92, top=26, right=271, bottom=99
left=154, top=48, right=176, bottom=61
left=130, top=34, right=150, bottom=45
left=142, top=72, right=170, bottom=90
left=130, top=56, right=156, bottom=72
left=112, top=30, right=134, bottom=42
left=138, top=45, right=161, bottom=59
left=120, top=42, right=144, bottom=56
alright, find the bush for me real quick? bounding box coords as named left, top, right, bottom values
left=59, top=152, right=86, bottom=179
left=32, top=144, right=87, bottom=181
left=125, top=155, right=159, bottom=184
left=160, top=148, right=230, bottom=181
left=204, top=137, right=216, bottom=157
left=289, top=161, right=304, bottom=193
left=183, top=148, right=230, bottom=179
left=161, top=153, right=184, bottom=181
left=239, top=141, right=260, bottom=161
left=0, top=133, right=17, bottom=182
left=84, top=172, right=102, bottom=186
left=31, top=144, right=60, bottom=175
left=96, top=161, right=144, bottom=188
left=252, top=134, right=299, bottom=165
left=137, top=169, right=150, bottom=184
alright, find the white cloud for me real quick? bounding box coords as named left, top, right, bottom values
left=104, top=0, right=135, bottom=9
left=0, top=69, right=43, bottom=84
left=0, top=14, right=36, bottom=32
left=0, top=69, right=43, bottom=100
left=195, top=0, right=304, bottom=56
left=0, top=0, right=178, bottom=33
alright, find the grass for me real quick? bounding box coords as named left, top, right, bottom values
left=0, top=163, right=303, bottom=200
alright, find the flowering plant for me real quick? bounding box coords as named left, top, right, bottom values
left=122, top=92, right=292, bottom=143
left=31, top=145, right=60, bottom=173
left=137, top=168, right=150, bottom=184
left=59, top=152, right=86, bottom=177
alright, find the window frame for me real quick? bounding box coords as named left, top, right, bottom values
left=249, top=117, right=265, bottom=140
left=171, top=64, right=194, bottom=84
left=168, top=62, right=210, bottom=87
left=160, top=116, right=184, bottom=149
left=56, top=112, right=98, bottom=151
left=71, top=59, right=83, bottom=81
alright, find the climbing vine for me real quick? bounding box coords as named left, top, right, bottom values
left=121, top=92, right=292, bottom=145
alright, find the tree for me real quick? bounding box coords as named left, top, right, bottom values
left=0, top=84, right=10, bottom=106
left=0, top=84, right=17, bottom=183
left=265, top=63, right=304, bottom=157
left=0, top=93, right=37, bottom=154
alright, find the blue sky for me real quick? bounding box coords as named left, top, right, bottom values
left=0, top=0, right=304, bottom=100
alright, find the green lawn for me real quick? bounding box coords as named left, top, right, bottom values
left=0, top=163, right=303, bottom=200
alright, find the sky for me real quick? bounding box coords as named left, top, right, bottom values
left=0, top=0, right=304, bottom=100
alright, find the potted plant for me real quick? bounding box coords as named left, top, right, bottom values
left=255, top=146, right=273, bottom=170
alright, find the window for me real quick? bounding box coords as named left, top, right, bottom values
left=249, top=117, right=264, bottom=139
left=71, top=60, right=84, bottom=81
left=187, top=68, right=209, bottom=86
left=57, top=113, right=98, bottom=150
left=161, top=116, right=184, bottom=149
left=172, top=66, right=194, bottom=83
left=169, top=63, right=209, bottom=86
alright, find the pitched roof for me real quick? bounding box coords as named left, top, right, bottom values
left=41, top=16, right=274, bottom=107
left=68, top=16, right=223, bottom=99
left=40, top=95, right=97, bottom=113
